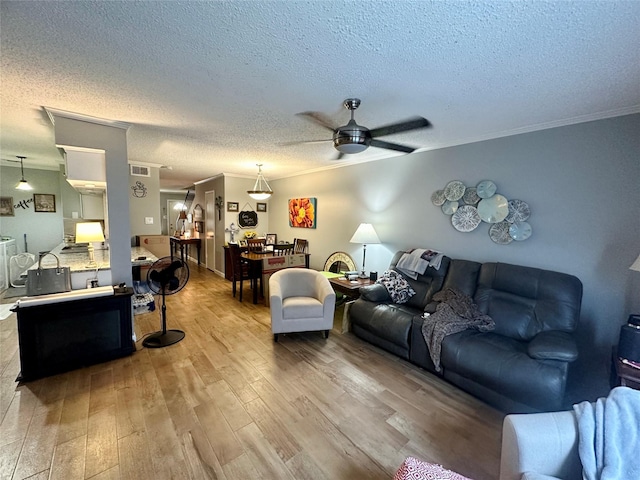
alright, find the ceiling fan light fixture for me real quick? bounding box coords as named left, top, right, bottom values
left=14, top=156, right=33, bottom=191
left=247, top=164, right=273, bottom=200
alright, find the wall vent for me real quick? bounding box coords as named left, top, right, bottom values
left=130, top=164, right=150, bottom=177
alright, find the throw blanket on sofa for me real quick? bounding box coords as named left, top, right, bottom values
left=396, top=248, right=444, bottom=279
left=573, top=386, right=640, bottom=480
left=421, top=288, right=494, bottom=372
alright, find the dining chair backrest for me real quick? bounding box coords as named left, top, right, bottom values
left=228, top=243, right=243, bottom=277
left=272, top=243, right=294, bottom=255
left=247, top=238, right=266, bottom=252
left=293, top=238, right=308, bottom=254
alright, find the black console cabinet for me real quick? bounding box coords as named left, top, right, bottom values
left=15, top=288, right=135, bottom=381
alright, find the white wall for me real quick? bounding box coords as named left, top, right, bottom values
left=268, top=113, right=640, bottom=403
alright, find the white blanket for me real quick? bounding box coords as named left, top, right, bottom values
left=396, top=249, right=443, bottom=279
left=573, top=386, right=640, bottom=480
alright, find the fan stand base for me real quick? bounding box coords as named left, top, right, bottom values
left=142, top=329, right=185, bottom=348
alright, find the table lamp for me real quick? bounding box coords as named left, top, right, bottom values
left=350, top=223, right=380, bottom=278
left=75, top=222, right=105, bottom=267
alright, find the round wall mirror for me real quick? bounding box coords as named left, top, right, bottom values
left=324, top=252, right=356, bottom=273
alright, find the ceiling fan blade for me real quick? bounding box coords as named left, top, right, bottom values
left=296, top=111, right=336, bottom=131
left=369, top=139, right=416, bottom=153
left=278, top=139, right=332, bottom=146
left=368, top=116, right=432, bottom=138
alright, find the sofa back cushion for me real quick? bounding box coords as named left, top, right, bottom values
left=441, top=259, right=482, bottom=298
left=390, top=251, right=450, bottom=310
left=474, top=262, right=583, bottom=341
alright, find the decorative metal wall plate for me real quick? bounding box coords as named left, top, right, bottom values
left=451, top=205, right=481, bottom=232
left=463, top=187, right=480, bottom=205
left=506, top=199, right=531, bottom=223
left=476, top=180, right=497, bottom=198
left=509, top=221, right=532, bottom=241
left=441, top=200, right=459, bottom=215
left=477, top=194, right=508, bottom=223
left=431, top=190, right=446, bottom=206
left=489, top=221, right=513, bottom=244
left=444, top=180, right=466, bottom=201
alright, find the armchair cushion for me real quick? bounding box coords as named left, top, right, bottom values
left=528, top=331, right=578, bottom=362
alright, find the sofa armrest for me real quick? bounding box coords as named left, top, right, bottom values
left=359, top=283, right=390, bottom=303
left=500, top=411, right=581, bottom=480
left=527, top=331, right=578, bottom=362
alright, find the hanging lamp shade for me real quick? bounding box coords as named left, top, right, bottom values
left=15, top=156, right=33, bottom=191
left=247, top=164, right=273, bottom=200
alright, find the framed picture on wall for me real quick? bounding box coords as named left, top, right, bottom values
left=227, top=201, right=239, bottom=212
left=288, top=197, right=317, bottom=228
left=256, top=202, right=267, bottom=212
left=0, top=197, right=14, bottom=216
left=33, top=194, right=56, bottom=213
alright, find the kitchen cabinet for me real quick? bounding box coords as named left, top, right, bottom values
left=81, top=194, right=104, bottom=219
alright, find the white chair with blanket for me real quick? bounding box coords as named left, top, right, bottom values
left=500, top=386, right=640, bottom=480
left=269, top=268, right=336, bottom=342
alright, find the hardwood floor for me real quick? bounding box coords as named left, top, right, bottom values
left=0, top=264, right=504, bottom=480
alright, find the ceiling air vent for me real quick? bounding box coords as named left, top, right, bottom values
left=130, top=164, right=150, bottom=177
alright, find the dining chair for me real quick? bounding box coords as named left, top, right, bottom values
left=246, top=238, right=266, bottom=252
left=228, top=242, right=257, bottom=302
left=293, top=238, right=309, bottom=254
left=272, top=243, right=294, bottom=255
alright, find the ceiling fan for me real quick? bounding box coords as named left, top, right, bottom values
left=290, top=98, right=432, bottom=159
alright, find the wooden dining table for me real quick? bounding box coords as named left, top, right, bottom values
left=240, top=251, right=310, bottom=304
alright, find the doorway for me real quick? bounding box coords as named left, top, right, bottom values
left=205, top=191, right=215, bottom=272
left=167, top=199, right=185, bottom=236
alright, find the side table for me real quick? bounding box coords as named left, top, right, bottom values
left=328, top=277, right=373, bottom=333
left=612, top=347, right=640, bottom=390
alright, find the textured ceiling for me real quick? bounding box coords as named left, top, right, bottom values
left=1, top=1, right=639, bottom=189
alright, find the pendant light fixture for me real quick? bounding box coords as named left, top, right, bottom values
left=15, top=156, right=33, bottom=191
left=247, top=164, right=273, bottom=200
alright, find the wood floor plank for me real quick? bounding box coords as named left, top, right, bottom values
left=117, top=431, right=155, bottom=480
left=85, top=404, right=118, bottom=479
left=56, top=390, right=90, bottom=446
left=48, top=434, right=86, bottom=480
left=0, top=264, right=504, bottom=480
left=234, top=422, right=296, bottom=479
left=193, top=399, right=244, bottom=466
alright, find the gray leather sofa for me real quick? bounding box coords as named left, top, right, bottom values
left=349, top=251, right=583, bottom=413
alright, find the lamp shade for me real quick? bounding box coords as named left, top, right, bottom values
left=75, top=222, right=105, bottom=244
left=178, top=211, right=188, bottom=220
left=350, top=223, right=380, bottom=244
left=631, top=253, right=640, bottom=272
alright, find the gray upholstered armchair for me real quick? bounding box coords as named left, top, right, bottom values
left=269, top=269, right=336, bottom=341
left=500, top=410, right=582, bottom=480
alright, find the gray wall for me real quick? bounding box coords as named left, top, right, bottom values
left=129, top=168, right=161, bottom=236
left=0, top=166, right=64, bottom=254
left=268, top=113, right=640, bottom=403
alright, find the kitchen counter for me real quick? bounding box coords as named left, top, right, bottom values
left=28, top=243, right=157, bottom=290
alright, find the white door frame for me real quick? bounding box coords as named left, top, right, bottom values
left=205, top=190, right=215, bottom=271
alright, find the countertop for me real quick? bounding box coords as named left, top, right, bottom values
left=30, top=243, right=157, bottom=273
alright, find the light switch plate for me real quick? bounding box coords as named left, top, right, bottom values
left=145, top=217, right=154, bottom=225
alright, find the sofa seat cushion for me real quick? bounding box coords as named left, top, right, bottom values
left=282, top=297, right=323, bottom=319
left=441, top=330, right=568, bottom=410
left=350, top=300, right=417, bottom=350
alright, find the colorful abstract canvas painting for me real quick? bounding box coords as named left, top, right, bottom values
left=288, top=197, right=316, bottom=228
